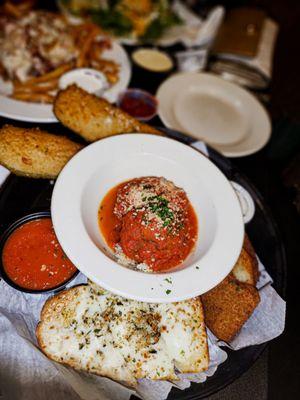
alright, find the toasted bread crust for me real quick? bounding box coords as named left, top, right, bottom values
left=0, top=125, right=83, bottom=179
left=243, top=234, right=259, bottom=284
left=232, top=241, right=259, bottom=286
left=54, top=85, right=161, bottom=142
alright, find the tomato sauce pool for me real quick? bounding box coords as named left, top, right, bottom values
left=2, top=218, right=77, bottom=291
left=99, top=177, right=198, bottom=272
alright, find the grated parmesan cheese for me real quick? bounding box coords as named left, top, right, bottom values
left=114, top=244, right=152, bottom=273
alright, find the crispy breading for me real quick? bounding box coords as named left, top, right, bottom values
left=53, top=85, right=162, bottom=142
left=202, top=274, right=260, bottom=342
left=232, top=235, right=259, bottom=286
left=0, top=125, right=83, bottom=179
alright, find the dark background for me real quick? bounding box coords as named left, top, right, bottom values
left=218, top=1, right=300, bottom=399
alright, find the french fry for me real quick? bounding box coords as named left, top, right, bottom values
left=3, top=0, right=36, bottom=17
left=72, top=23, right=103, bottom=40
left=3, top=2, right=22, bottom=18
left=104, top=72, right=119, bottom=85
left=11, top=92, right=54, bottom=104
left=22, top=63, right=73, bottom=85
left=13, top=79, right=58, bottom=93
left=76, top=27, right=100, bottom=68
left=91, top=59, right=119, bottom=84
left=88, top=43, right=105, bottom=62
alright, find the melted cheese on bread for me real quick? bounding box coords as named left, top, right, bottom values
left=37, top=284, right=208, bottom=386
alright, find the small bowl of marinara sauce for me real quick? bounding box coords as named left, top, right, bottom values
left=0, top=211, right=78, bottom=294
left=117, top=89, right=158, bottom=121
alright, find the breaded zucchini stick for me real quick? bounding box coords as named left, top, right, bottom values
left=0, top=125, right=83, bottom=179
left=54, top=85, right=161, bottom=142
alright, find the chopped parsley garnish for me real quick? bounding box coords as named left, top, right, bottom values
left=164, top=277, right=172, bottom=284
left=79, top=343, right=84, bottom=350
left=166, top=289, right=171, bottom=295
left=148, top=195, right=174, bottom=226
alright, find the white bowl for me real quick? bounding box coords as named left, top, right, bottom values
left=51, top=134, right=244, bottom=302
left=59, top=68, right=109, bottom=95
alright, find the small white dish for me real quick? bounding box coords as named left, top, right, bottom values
left=59, top=68, right=109, bottom=95
left=51, top=134, right=244, bottom=303
left=0, top=41, right=131, bottom=123
left=231, top=181, right=255, bottom=224
left=157, top=72, right=271, bottom=157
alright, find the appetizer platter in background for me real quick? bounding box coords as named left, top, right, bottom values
left=57, top=0, right=224, bottom=48
left=57, top=0, right=224, bottom=47
left=58, top=0, right=184, bottom=44
left=0, top=3, right=131, bottom=122
left=0, top=84, right=285, bottom=399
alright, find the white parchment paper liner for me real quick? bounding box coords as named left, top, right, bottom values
left=0, top=256, right=285, bottom=400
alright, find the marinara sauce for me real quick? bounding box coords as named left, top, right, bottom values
left=99, top=177, right=198, bottom=272
left=118, top=90, right=157, bottom=120
left=2, top=218, right=77, bottom=290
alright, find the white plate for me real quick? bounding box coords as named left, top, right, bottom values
left=157, top=72, right=271, bottom=157
left=0, top=41, right=131, bottom=123
left=51, top=134, right=244, bottom=303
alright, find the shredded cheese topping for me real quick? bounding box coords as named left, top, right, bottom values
left=114, top=177, right=187, bottom=235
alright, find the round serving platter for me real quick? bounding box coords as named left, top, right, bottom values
left=0, top=129, right=286, bottom=399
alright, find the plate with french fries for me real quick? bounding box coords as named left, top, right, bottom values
left=0, top=8, right=131, bottom=123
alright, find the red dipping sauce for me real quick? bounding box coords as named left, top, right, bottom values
left=118, top=89, right=157, bottom=121
left=2, top=218, right=77, bottom=291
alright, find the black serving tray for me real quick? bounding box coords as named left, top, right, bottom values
left=0, top=130, right=286, bottom=399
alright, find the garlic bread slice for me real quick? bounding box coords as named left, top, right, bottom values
left=37, top=284, right=209, bottom=386
left=0, top=125, right=82, bottom=179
